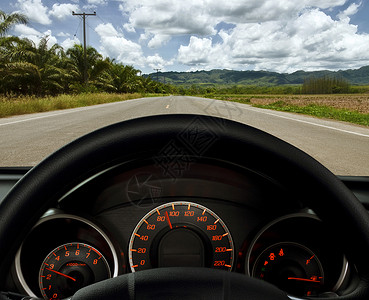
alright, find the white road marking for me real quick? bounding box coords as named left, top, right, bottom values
left=0, top=100, right=138, bottom=127
left=242, top=106, right=369, bottom=138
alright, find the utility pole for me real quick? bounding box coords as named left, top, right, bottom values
left=153, top=68, right=161, bottom=82
left=72, top=11, right=96, bottom=85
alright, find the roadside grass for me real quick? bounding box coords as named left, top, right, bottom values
left=254, top=101, right=369, bottom=127
left=210, top=93, right=369, bottom=127
left=1, top=92, right=369, bottom=127
left=0, top=93, right=142, bottom=118
left=211, top=94, right=252, bottom=104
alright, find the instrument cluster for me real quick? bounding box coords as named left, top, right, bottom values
left=12, top=161, right=350, bottom=299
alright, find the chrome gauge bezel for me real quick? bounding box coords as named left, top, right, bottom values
left=14, top=212, right=119, bottom=298
left=38, top=241, right=111, bottom=300
left=128, top=201, right=235, bottom=273
left=245, top=213, right=349, bottom=298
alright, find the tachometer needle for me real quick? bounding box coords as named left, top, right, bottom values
left=46, top=268, right=76, bottom=282
left=165, top=211, right=173, bottom=229
left=288, top=277, right=320, bottom=283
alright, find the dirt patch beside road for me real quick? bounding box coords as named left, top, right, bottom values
left=249, top=94, right=369, bottom=114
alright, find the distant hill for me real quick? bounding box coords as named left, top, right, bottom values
left=147, top=66, right=369, bottom=86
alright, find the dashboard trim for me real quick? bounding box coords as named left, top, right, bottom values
left=245, top=212, right=348, bottom=296
left=14, top=213, right=119, bottom=298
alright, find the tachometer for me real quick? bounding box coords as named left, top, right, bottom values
left=252, top=242, right=324, bottom=297
left=39, top=242, right=111, bottom=300
left=128, top=201, right=234, bottom=272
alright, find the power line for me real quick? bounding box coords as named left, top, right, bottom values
left=73, top=18, right=82, bottom=38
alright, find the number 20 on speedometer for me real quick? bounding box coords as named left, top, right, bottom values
left=128, top=202, right=234, bottom=272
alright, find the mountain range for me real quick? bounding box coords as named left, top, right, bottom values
left=147, top=66, right=369, bottom=86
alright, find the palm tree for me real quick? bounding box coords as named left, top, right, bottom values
left=1, top=37, right=67, bottom=95
left=65, top=44, right=114, bottom=92
left=0, top=10, right=29, bottom=94
left=110, top=64, right=141, bottom=93
left=0, top=10, right=28, bottom=37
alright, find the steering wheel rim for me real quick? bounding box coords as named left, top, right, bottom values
left=0, top=114, right=368, bottom=299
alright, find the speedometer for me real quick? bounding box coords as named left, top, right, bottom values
left=128, top=201, right=234, bottom=272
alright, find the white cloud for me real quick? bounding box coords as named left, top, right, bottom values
left=95, top=23, right=119, bottom=37
left=338, top=2, right=362, bottom=20
left=57, top=32, right=71, bottom=37
left=16, top=0, right=51, bottom=25
left=305, top=0, right=348, bottom=9
left=42, top=30, right=58, bottom=48
left=87, top=0, right=106, bottom=4
left=14, top=24, right=40, bottom=36
left=61, top=37, right=80, bottom=50
left=95, top=23, right=144, bottom=66
left=178, top=37, right=213, bottom=66
left=13, top=25, right=58, bottom=48
left=139, top=31, right=150, bottom=42
left=95, top=23, right=173, bottom=70
left=148, top=34, right=171, bottom=48
left=119, top=0, right=352, bottom=49
left=49, top=3, right=79, bottom=20
left=120, top=0, right=218, bottom=47
left=123, top=23, right=136, bottom=33
left=82, top=0, right=106, bottom=9
left=176, top=7, right=369, bottom=72
left=145, top=53, right=173, bottom=70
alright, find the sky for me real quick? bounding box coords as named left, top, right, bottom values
left=2, top=0, right=369, bottom=74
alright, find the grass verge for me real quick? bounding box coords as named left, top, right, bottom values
left=1, top=93, right=369, bottom=127
left=0, top=93, right=142, bottom=118
left=209, top=94, right=369, bottom=127
left=253, top=101, right=369, bottom=127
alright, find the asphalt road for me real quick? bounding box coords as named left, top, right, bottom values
left=1, top=96, right=368, bottom=176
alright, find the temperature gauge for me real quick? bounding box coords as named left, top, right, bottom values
left=252, top=242, right=324, bottom=297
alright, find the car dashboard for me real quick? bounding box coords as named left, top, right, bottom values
left=1, top=161, right=368, bottom=300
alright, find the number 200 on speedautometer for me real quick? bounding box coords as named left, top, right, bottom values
left=128, top=201, right=234, bottom=272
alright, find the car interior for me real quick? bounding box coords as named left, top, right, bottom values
left=0, top=114, right=369, bottom=300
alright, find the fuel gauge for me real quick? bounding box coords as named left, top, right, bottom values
left=252, top=242, right=324, bottom=297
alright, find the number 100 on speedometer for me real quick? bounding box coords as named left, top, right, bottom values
left=128, top=202, right=234, bottom=272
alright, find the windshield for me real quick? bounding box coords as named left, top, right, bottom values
left=0, top=0, right=368, bottom=176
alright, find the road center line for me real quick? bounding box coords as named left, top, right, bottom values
left=241, top=106, right=369, bottom=138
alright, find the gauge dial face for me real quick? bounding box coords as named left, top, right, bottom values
left=129, top=201, right=234, bottom=272
left=39, top=243, right=111, bottom=300
left=252, top=242, right=324, bottom=297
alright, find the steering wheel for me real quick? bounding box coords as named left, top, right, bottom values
left=1, top=114, right=369, bottom=299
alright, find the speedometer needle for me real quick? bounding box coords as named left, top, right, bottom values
left=165, top=211, right=173, bottom=229
left=288, top=277, right=320, bottom=283
left=46, top=268, right=76, bottom=282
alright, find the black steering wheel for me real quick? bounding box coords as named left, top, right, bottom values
left=0, top=114, right=369, bottom=299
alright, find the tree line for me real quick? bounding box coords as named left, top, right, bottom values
left=0, top=10, right=176, bottom=96
left=301, top=76, right=350, bottom=94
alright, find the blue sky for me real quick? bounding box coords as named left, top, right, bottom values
left=2, top=0, right=369, bottom=74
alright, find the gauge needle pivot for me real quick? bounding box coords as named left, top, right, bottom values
left=165, top=211, right=173, bottom=229
left=306, top=255, right=315, bottom=265
left=46, top=268, right=76, bottom=282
